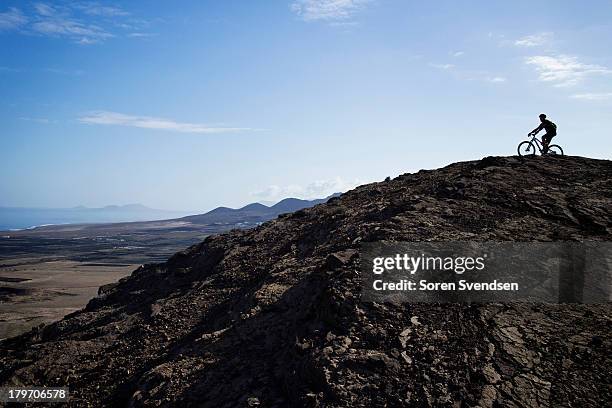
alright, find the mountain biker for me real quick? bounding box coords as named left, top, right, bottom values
left=528, top=113, right=557, bottom=154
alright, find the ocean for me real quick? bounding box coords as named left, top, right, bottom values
left=0, top=207, right=189, bottom=231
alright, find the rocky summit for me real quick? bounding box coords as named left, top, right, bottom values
left=1, top=155, right=611, bottom=407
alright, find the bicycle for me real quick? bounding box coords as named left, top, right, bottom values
left=517, top=134, right=564, bottom=157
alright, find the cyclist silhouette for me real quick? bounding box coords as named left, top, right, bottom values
left=528, top=113, right=557, bottom=154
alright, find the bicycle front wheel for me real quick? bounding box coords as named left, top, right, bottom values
left=518, top=141, right=536, bottom=157
left=548, top=144, right=564, bottom=156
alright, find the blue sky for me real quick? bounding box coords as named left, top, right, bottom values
left=1, top=0, right=611, bottom=212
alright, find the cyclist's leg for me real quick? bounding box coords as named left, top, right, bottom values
left=542, top=133, right=552, bottom=153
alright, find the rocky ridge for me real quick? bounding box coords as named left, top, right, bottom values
left=1, top=155, right=611, bottom=407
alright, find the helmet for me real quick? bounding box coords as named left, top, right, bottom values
left=539, top=113, right=547, bottom=119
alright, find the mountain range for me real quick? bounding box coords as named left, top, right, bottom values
left=181, top=194, right=340, bottom=225
left=0, top=195, right=340, bottom=232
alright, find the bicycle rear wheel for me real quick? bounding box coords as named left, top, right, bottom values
left=548, top=144, right=564, bottom=156
left=518, top=141, right=536, bottom=156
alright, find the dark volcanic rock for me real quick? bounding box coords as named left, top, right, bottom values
left=1, top=155, right=611, bottom=407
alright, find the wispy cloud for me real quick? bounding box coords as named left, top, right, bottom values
left=290, top=0, right=371, bottom=22
left=73, top=2, right=130, bottom=17
left=0, top=66, right=22, bottom=73
left=252, top=176, right=366, bottom=200
left=0, top=7, right=27, bottom=31
left=0, top=3, right=146, bottom=44
left=33, top=3, right=55, bottom=17
left=484, top=76, right=506, bottom=83
left=524, top=55, right=612, bottom=87
left=429, top=63, right=506, bottom=84
left=463, top=72, right=507, bottom=83
left=514, top=32, right=553, bottom=47
left=0, top=66, right=83, bottom=75
left=31, top=21, right=112, bottom=44
left=78, top=111, right=253, bottom=134
left=127, top=32, right=157, bottom=38
left=429, top=63, right=454, bottom=70
left=43, top=67, right=85, bottom=76
left=19, top=117, right=57, bottom=124
left=30, top=2, right=115, bottom=44
left=451, top=51, right=464, bottom=57
left=570, top=93, right=612, bottom=101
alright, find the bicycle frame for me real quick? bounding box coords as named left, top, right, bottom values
left=528, top=135, right=544, bottom=152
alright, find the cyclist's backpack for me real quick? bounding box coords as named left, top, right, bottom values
left=550, top=121, right=557, bottom=131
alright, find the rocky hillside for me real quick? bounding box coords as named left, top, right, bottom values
left=1, top=155, right=610, bottom=407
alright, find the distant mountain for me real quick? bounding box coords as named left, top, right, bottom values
left=0, top=195, right=342, bottom=233
left=181, top=193, right=341, bottom=225
left=0, top=204, right=190, bottom=231
left=270, top=196, right=331, bottom=213
left=101, top=204, right=152, bottom=211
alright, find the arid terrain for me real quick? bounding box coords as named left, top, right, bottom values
left=0, top=196, right=335, bottom=339
left=0, top=223, right=210, bottom=340
left=0, top=259, right=136, bottom=339
left=0, top=155, right=610, bottom=407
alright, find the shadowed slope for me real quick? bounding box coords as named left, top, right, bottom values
left=1, top=156, right=610, bottom=407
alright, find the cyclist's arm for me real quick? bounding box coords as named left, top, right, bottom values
left=529, top=124, right=543, bottom=135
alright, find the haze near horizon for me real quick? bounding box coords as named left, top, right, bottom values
left=1, top=0, right=611, bottom=211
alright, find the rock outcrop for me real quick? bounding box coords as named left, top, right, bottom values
left=1, top=155, right=611, bottom=407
